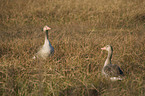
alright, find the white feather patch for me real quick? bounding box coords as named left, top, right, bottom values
left=110, top=77, right=123, bottom=81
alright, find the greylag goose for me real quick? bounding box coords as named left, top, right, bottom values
left=33, top=25, right=54, bottom=59
left=101, top=45, right=124, bottom=81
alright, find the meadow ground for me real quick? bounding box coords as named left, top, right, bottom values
left=0, top=0, right=145, bottom=96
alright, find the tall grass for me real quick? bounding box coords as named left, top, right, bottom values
left=0, top=0, right=145, bottom=96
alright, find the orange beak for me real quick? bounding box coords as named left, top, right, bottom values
left=101, top=47, right=106, bottom=50
left=47, top=27, right=51, bottom=30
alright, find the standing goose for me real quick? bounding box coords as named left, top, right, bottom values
left=33, top=25, right=54, bottom=59
left=101, top=45, right=124, bottom=81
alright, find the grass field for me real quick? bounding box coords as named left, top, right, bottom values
left=0, top=0, right=145, bottom=96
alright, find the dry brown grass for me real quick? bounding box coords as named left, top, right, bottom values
left=0, top=0, right=145, bottom=96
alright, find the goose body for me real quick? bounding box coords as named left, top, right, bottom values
left=101, top=45, right=124, bottom=81
left=33, top=26, right=54, bottom=59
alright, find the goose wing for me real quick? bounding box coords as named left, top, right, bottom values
left=103, top=64, right=124, bottom=77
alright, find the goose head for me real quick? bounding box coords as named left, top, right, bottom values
left=101, top=45, right=113, bottom=52
left=43, top=25, right=51, bottom=31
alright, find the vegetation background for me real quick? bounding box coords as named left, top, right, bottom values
left=0, top=0, right=145, bottom=96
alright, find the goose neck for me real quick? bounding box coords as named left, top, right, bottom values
left=45, top=30, right=49, bottom=39
left=104, top=51, right=112, bottom=67
left=44, top=30, right=50, bottom=45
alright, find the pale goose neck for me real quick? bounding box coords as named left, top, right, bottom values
left=104, top=50, right=112, bottom=67
left=44, top=30, right=51, bottom=46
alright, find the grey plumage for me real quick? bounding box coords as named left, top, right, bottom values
left=102, top=64, right=124, bottom=77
